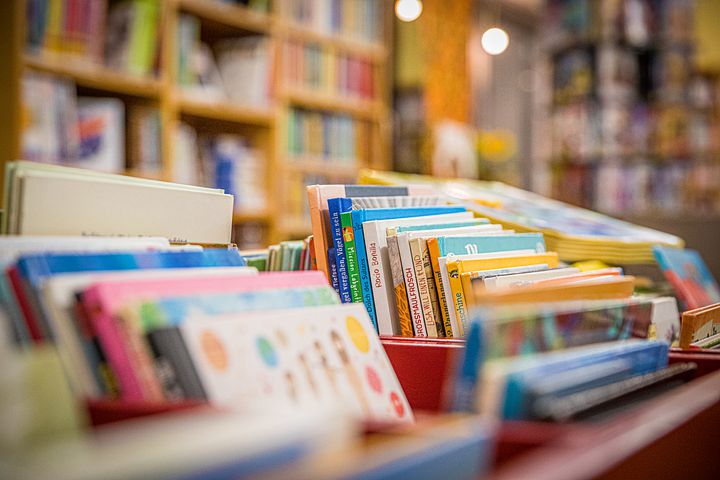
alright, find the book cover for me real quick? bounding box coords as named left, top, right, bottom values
left=179, top=303, right=413, bottom=424
left=653, top=246, right=720, bottom=310
left=397, top=232, right=426, bottom=337
left=341, top=212, right=363, bottom=303
left=327, top=197, right=353, bottom=301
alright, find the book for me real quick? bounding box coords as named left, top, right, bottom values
left=480, top=267, right=581, bottom=289
left=351, top=206, right=467, bottom=332
left=39, top=267, right=258, bottom=398
left=361, top=212, right=475, bottom=335
left=80, top=271, right=327, bottom=401
left=3, top=161, right=234, bottom=243
left=679, top=303, right=720, bottom=348
left=76, top=97, right=125, bottom=173
left=105, top=0, right=160, bottom=76
left=386, top=234, right=413, bottom=336
left=341, top=211, right=363, bottom=303
left=179, top=303, right=413, bottom=424
left=476, top=340, right=669, bottom=419
left=410, top=237, right=438, bottom=337
left=306, top=184, right=435, bottom=278
left=446, top=252, right=560, bottom=335
left=653, top=246, right=720, bottom=310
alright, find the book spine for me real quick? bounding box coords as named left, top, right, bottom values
left=74, top=301, right=119, bottom=397
left=446, top=256, right=468, bottom=337
left=428, top=238, right=453, bottom=338
left=327, top=197, right=352, bottom=302
left=147, top=328, right=208, bottom=400
left=388, top=234, right=413, bottom=336
left=328, top=247, right=339, bottom=292
left=351, top=211, right=378, bottom=330
left=364, top=221, right=395, bottom=335
left=119, top=309, right=166, bottom=401
left=341, top=211, right=363, bottom=303
left=410, top=238, right=438, bottom=337
left=461, top=272, right=477, bottom=313
left=421, top=238, right=444, bottom=337
left=398, top=233, right=426, bottom=337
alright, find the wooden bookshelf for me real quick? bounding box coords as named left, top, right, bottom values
left=0, top=0, right=392, bottom=246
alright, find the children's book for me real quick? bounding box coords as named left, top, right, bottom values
left=351, top=206, right=467, bottom=331
left=40, top=267, right=259, bottom=397
left=179, top=303, right=414, bottom=424
left=679, top=303, right=720, bottom=348
left=81, top=271, right=327, bottom=401
left=653, top=246, right=720, bottom=310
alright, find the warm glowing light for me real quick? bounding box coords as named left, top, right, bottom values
left=395, top=0, right=423, bottom=22
left=481, top=27, right=509, bottom=55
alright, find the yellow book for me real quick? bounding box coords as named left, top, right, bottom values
left=427, top=237, right=453, bottom=337
left=446, top=252, right=560, bottom=334
left=474, top=276, right=636, bottom=304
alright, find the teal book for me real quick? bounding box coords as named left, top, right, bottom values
left=437, top=233, right=546, bottom=256
left=351, top=206, right=467, bottom=329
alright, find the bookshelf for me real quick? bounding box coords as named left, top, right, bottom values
left=0, top=0, right=392, bottom=247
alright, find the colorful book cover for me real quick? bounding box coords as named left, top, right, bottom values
left=327, top=197, right=353, bottom=301
left=328, top=247, right=339, bottom=292
left=341, top=212, right=363, bottom=303
left=653, top=246, right=720, bottom=310
left=179, top=303, right=414, bottom=424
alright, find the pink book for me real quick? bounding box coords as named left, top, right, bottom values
left=82, top=271, right=329, bottom=401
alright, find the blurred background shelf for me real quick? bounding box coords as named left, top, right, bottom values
left=176, top=0, right=272, bottom=34
left=177, top=93, right=274, bottom=126
left=23, top=53, right=162, bottom=98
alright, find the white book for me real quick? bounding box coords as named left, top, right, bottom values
left=482, top=267, right=581, bottom=290
left=650, top=296, right=680, bottom=344
left=438, top=251, right=539, bottom=337
left=40, top=267, right=258, bottom=397
left=361, top=212, right=473, bottom=335
left=12, top=170, right=234, bottom=243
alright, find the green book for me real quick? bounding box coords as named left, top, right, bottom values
left=341, top=211, right=363, bottom=303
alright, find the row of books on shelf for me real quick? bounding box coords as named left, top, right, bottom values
left=552, top=160, right=720, bottom=216
left=283, top=40, right=376, bottom=100
left=173, top=125, right=268, bottom=213
left=277, top=0, right=384, bottom=44
left=27, top=0, right=160, bottom=76
left=552, top=102, right=720, bottom=160
left=544, top=0, right=694, bottom=50
left=21, top=73, right=161, bottom=174
left=177, top=19, right=273, bottom=107
left=552, top=43, right=696, bottom=106
left=287, top=108, right=366, bottom=163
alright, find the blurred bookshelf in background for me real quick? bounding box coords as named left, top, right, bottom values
left=1, top=0, right=391, bottom=248
left=545, top=0, right=720, bottom=219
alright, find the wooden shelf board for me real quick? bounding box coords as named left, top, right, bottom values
left=176, top=0, right=272, bottom=33
left=23, top=53, right=161, bottom=98
left=276, top=20, right=387, bottom=62
left=276, top=216, right=311, bottom=234
left=283, top=89, right=381, bottom=119
left=284, top=159, right=359, bottom=177
left=233, top=211, right=270, bottom=223
left=178, top=93, right=274, bottom=126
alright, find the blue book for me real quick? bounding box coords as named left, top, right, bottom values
left=328, top=247, right=339, bottom=293
left=327, top=197, right=353, bottom=302
left=351, top=206, right=467, bottom=329
left=500, top=340, right=669, bottom=420
left=437, top=233, right=546, bottom=257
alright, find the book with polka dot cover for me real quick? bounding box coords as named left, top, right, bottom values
left=179, top=303, right=414, bottom=424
